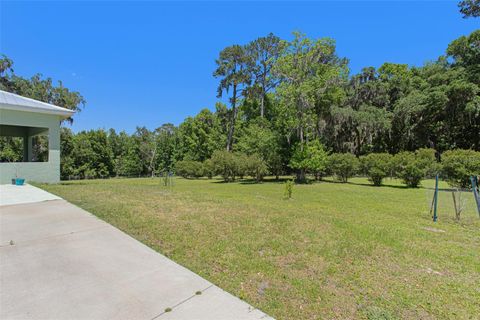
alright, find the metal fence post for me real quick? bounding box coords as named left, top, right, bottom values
left=433, top=174, right=439, bottom=222
left=471, top=176, right=480, bottom=217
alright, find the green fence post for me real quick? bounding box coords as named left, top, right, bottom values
left=433, top=174, right=439, bottom=222
left=471, top=176, right=480, bottom=217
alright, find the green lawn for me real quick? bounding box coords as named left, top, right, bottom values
left=39, top=177, right=480, bottom=320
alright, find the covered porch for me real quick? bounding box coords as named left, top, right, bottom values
left=0, top=90, right=74, bottom=184
left=0, top=124, right=49, bottom=162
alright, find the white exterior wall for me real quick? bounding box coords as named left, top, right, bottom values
left=0, top=109, right=62, bottom=184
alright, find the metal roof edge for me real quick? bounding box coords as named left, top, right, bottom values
left=0, top=90, right=77, bottom=117
left=0, top=103, right=75, bottom=119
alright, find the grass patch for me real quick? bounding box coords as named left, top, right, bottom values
left=39, top=177, right=480, bottom=319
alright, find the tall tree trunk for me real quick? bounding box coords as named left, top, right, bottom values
left=354, top=127, right=361, bottom=156
left=226, top=84, right=237, bottom=152
left=297, top=169, right=306, bottom=183
left=149, top=145, right=157, bottom=177
left=299, top=114, right=304, bottom=146
left=260, top=94, right=265, bottom=118
left=260, top=66, right=267, bottom=118
left=297, top=117, right=306, bottom=183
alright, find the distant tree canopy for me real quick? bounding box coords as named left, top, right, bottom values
left=459, top=0, right=480, bottom=18
left=1, top=25, right=479, bottom=182
left=0, top=55, right=85, bottom=123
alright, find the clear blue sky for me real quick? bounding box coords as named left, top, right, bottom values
left=0, top=1, right=478, bottom=133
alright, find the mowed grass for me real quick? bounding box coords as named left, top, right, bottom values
left=39, top=177, right=480, bottom=319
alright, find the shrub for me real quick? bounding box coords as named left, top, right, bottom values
left=391, top=152, right=409, bottom=177
left=328, top=153, right=359, bottom=183
left=267, top=153, right=283, bottom=180
left=290, top=140, right=328, bottom=182
left=234, top=153, right=249, bottom=179
left=415, top=148, right=439, bottom=178
left=304, top=140, right=329, bottom=180
left=391, top=152, right=421, bottom=187
left=284, top=179, right=294, bottom=199
left=211, top=150, right=236, bottom=182
left=210, top=151, right=261, bottom=182
left=360, top=153, right=393, bottom=186
left=202, top=159, right=215, bottom=179
left=289, top=144, right=309, bottom=182
left=400, top=163, right=425, bottom=188
left=175, top=160, right=204, bottom=179
left=245, top=154, right=268, bottom=182
left=441, top=149, right=480, bottom=188
left=391, top=149, right=440, bottom=188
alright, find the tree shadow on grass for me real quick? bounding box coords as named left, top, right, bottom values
left=211, top=180, right=230, bottom=184
left=319, top=178, right=414, bottom=190
left=344, top=180, right=462, bottom=191
left=246, top=177, right=294, bottom=184
left=238, top=180, right=261, bottom=185
left=239, top=178, right=291, bottom=185
left=184, top=175, right=463, bottom=192
left=345, top=180, right=410, bottom=190
left=423, top=186, right=471, bottom=192
left=281, top=177, right=404, bottom=188
left=210, top=177, right=293, bottom=185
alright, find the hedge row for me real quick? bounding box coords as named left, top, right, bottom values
left=329, top=149, right=479, bottom=188
left=175, top=149, right=480, bottom=188
left=175, top=151, right=267, bottom=182
left=327, top=150, right=435, bottom=187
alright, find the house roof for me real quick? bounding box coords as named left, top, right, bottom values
left=0, top=90, right=75, bottom=118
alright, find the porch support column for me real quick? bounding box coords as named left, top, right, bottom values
left=28, top=135, right=33, bottom=161
left=23, top=135, right=32, bottom=162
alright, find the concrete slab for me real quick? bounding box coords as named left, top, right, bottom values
left=0, top=199, right=104, bottom=246
left=157, top=285, right=274, bottom=320
left=0, top=198, right=273, bottom=320
left=0, top=184, right=60, bottom=206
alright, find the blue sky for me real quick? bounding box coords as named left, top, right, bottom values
left=0, top=1, right=478, bottom=133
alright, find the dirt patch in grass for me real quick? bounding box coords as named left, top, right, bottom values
left=422, top=227, right=446, bottom=233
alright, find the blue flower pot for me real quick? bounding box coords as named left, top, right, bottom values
left=15, top=178, right=25, bottom=186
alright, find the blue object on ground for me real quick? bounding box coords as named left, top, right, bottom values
left=15, top=178, right=25, bottom=186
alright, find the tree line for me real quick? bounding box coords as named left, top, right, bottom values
left=0, top=3, right=479, bottom=184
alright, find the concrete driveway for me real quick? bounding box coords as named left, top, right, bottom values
left=0, top=185, right=272, bottom=320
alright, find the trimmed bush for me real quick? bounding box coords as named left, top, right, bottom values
left=211, top=150, right=236, bottom=182
left=391, top=152, right=422, bottom=187
left=202, top=159, right=215, bottom=179
left=175, top=160, right=204, bottom=178
left=415, top=148, right=439, bottom=178
left=234, top=153, right=249, bottom=179
left=400, top=162, right=424, bottom=188
left=245, top=154, right=268, bottom=182
left=360, top=153, right=393, bottom=186
left=441, top=149, right=480, bottom=188
left=209, top=151, right=268, bottom=182
left=392, top=149, right=438, bottom=188
left=328, top=153, right=359, bottom=183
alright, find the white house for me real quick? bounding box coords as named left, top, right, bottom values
left=0, top=90, right=74, bottom=184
